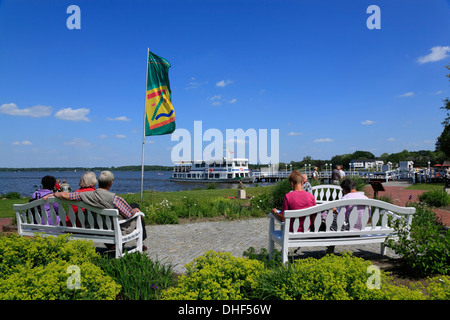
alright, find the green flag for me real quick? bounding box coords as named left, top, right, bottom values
left=144, top=50, right=175, bottom=136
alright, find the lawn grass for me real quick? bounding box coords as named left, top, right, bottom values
left=405, top=183, right=445, bottom=191
left=0, top=198, right=28, bottom=219
left=0, top=185, right=275, bottom=220
left=123, top=185, right=274, bottom=206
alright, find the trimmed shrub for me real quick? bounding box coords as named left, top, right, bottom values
left=162, top=251, right=264, bottom=300
left=251, top=253, right=425, bottom=300
left=0, top=234, right=120, bottom=300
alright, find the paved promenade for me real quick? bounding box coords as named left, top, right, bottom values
left=143, top=217, right=398, bottom=275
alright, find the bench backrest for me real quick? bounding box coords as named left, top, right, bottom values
left=311, top=185, right=343, bottom=203
left=14, top=197, right=120, bottom=237
left=283, top=198, right=415, bottom=238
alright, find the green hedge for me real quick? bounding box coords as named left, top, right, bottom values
left=161, top=250, right=449, bottom=300
left=0, top=234, right=120, bottom=300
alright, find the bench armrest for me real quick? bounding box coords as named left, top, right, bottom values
left=118, top=211, right=145, bottom=225
left=268, top=213, right=285, bottom=234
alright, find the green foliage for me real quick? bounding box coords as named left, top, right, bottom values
left=162, top=251, right=264, bottom=300
left=0, top=234, right=120, bottom=300
left=385, top=204, right=450, bottom=276
left=250, top=192, right=273, bottom=212
left=205, top=182, right=217, bottom=190
left=250, top=253, right=424, bottom=300
left=418, top=189, right=450, bottom=207
left=3, top=192, right=22, bottom=200
left=98, top=252, right=176, bottom=300
left=162, top=250, right=449, bottom=300
left=143, top=196, right=264, bottom=224
left=270, top=178, right=292, bottom=209
left=416, top=275, right=450, bottom=300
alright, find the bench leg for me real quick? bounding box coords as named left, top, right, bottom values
left=268, top=237, right=274, bottom=259
left=282, top=245, right=288, bottom=264
left=115, top=243, right=123, bottom=258
left=380, top=243, right=387, bottom=256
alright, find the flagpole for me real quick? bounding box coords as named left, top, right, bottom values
left=140, top=48, right=150, bottom=204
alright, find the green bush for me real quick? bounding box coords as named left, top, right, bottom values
left=0, top=234, right=120, bottom=300
left=250, top=192, right=272, bottom=212
left=98, top=252, right=176, bottom=300
left=385, top=204, right=450, bottom=276
left=418, top=189, right=450, bottom=207
left=4, top=192, right=22, bottom=199
left=251, top=253, right=424, bottom=300
left=162, top=251, right=264, bottom=300
left=270, top=178, right=291, bottom=209
left=161, top=250, right=449, bottom=300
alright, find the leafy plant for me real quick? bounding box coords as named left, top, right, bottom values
left=385, top=204, right=450, bottom=276
left=98, top=252, right=176, bottom=300
left=4, top=192, right=22, bottom=200
left=249, top=252, right=425, bottom=300
left=418, top=188, right=450, bottom=207
left=0, top=234, right=120, bottom=300
left=162, top=250, right=264, bottom=300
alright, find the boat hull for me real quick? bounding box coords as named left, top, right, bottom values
left=169, top=177, right=254, bottom=183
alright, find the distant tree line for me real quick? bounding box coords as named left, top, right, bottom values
left=0, top=165, right=173, bottom=172
left=281, top=149, right=446, bottom=172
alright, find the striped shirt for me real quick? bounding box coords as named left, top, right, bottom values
left=69, top=192, right=134, bottom=219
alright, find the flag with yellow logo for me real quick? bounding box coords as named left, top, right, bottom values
left=144, top=50, right=175, bottom=136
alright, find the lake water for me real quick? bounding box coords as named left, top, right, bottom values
left=0, top=170, right=272, bottom=197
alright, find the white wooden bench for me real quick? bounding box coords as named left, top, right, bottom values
left=14, top=197, right=145, bottom=258
left=268, top=198, right=415, bottom=263
left=311, top=184, right=343, bottom=203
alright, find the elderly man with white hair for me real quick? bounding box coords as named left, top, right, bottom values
left=45, top=171, right=147, bottom=248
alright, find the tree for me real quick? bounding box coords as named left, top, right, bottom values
left=438, top=63, right=450, bottom=157
left=351, top=151, right=375, bottom=159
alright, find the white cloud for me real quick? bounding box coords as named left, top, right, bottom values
left=210, top=95, right=222, bottom=101
left=55, top=108, right=90, bottom=121
left=185, top=77, right=208, bottom=89
left=228, top=98, right=237, bottom=104
left=431, top=90, right=443, bottom=95
left=12, top=140, right=32, bottom=146
left=361, top=120, right=375, bottom=125
left=63, top=138, right=93, bottom=148
left=397, top=91, right=414, bottom=98
left=417, top=46, right=450, bottom=64
left=314, top=138, right=333, bottom=143
left=107, top=116, right=131, bottom=121
left=0, top=103, right=52, bottom=118
left=287, top=132, right=304, bottom=136
left=99, top=134, right=127, bottom=139
left=387, top=137, right=395, bottom=141
left=216, top=79, right=233, bottom=87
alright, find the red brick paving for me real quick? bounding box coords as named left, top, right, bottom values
left=362, top=185, right=450, bottom=227
left=0, top=218, right=14, bottom=233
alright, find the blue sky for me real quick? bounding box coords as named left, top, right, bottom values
left=1, top=0, right=450, bottom=167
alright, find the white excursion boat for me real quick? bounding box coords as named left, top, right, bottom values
left=170, top=158, right=254, bottom=183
